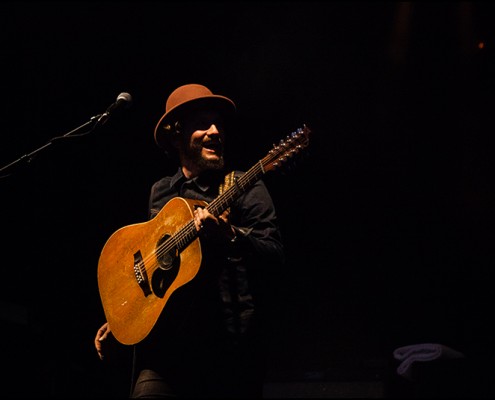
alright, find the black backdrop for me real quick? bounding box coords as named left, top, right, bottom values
left=1, top=2, right=494, bottom=397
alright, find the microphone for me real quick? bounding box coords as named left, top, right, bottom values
left=97, top=92, right=133, bottom=124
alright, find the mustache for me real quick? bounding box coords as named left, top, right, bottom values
left=203, top=137, right=223, bottom=145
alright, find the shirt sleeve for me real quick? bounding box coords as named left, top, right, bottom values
left=230, top=179, right=285, bottom=266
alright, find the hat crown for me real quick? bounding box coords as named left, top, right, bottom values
left=166, top=84, right=214, bottom=113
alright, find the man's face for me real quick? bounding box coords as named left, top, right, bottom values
left=180, top=109, right=226, bottom=171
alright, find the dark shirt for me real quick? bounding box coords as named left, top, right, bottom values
left=133, top=167, right=284, bottom=395
left=149, top=167, right=284, bottom=262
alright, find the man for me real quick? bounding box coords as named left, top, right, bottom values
left=95, top=83, right=285, bottom=398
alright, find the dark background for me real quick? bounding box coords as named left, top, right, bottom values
left=1, top=1, right=494, bottom=397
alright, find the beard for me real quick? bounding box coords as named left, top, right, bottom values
left=186, top=140, right=225, bottom=171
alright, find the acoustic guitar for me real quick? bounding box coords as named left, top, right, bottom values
left=97, top=125, right=311, bottom=345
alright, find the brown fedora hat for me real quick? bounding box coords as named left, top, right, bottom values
left=154, top=83, right=236, bottom=149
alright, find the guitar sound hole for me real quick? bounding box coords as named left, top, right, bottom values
left=158, top=251, right=175, bottom=271
left=152, top=235, right=180, bottom=298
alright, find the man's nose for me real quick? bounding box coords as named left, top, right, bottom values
left=206, top=124, right=220, bottom=135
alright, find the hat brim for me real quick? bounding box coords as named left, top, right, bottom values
left=154, top=95, right=236, bottom=149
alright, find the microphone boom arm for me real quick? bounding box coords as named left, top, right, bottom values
left=0, top=113, right=103, bottom=176
left=0, top=92, right=131, bottom=177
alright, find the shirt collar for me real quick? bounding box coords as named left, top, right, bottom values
left=169, top=167, right=186, bottom=188
left=169, top=167, right=216, bottom=193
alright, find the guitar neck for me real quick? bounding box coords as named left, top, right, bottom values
left=207, top=160, right=265, bottom=216
left=168, top=162, right=265, bottom=254
left=171, top=125, right=310, bottom=252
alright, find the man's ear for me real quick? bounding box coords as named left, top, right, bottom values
left=169, top=121, right=182, bottom=149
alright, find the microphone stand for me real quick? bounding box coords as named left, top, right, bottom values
left=0, top=113, right=103, bottom=177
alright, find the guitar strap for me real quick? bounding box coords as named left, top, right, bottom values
left=219, top=170, right=236, bottom=195
left=218, top=170, right=236, bottom=212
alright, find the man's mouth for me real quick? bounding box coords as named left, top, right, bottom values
left=203, top=141, right=222, bottom=152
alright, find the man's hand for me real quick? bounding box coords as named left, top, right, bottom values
left=194, top=207, right=236, bottom=243
left=94, top=322, right=111, bottom=361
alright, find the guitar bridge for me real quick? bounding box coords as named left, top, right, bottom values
left=133, top=250, right=152, bottom=296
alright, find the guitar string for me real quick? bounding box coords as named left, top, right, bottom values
left=137, top=130, right=308, bottom=275
left=137, top=162, right=262, bottom=273
left=137, top=129, right=308, bottom=278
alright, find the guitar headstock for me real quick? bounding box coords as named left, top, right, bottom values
left=262, top=124, right=311, bottom=173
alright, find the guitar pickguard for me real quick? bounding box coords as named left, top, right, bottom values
left=152, top=234, right=180, bottom=298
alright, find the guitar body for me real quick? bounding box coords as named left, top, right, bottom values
left=97, top=197, right=207, bottom=345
